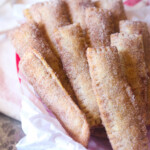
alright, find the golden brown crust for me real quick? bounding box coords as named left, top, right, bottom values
left=19, top=49, right=90, bottom=147
left=87, top=46, right=148, bottom=150
left=119, top=20, right=150, bottom=70
left=24, top=0, right=71, bottom=30
left=9, top=22, right=77, bottom=104
left=24, top=0, right=71, bottom=58
left=120, top=20, right=150, bottom=125
left=95, top=0, right=126, bottom=31
left=10, top=23, right=51, bottom=58
left=85, top=7, right=114, bottom=48
left=53, top=23, right=101, bottom=127
left=111, top=33, right=147, bottom=124
left=64, top=0, right=94, bottom=30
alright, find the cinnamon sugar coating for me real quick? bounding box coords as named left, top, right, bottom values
left=95, top=0, right=126, bottom=31
left=85, top=7, right=114, bottom=48
left=53, top=23, right=101, bottom=127
left=87, top=46, right=148, bottom=150
left=9, top=23, right=77, bottom=104
left=111, top=33, right=147, bottom=124
left=19, top=49, right=90, bottom=147
left=64, top=0, right=94, bottom=30
left=120, top=20, right=150, bottom=125
left=24, top=0, right=71, bottom=58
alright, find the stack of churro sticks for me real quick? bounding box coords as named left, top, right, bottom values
left=9, top=0, right=150, bottom=149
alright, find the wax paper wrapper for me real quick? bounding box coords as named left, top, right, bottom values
left=0, top=0, right=150, bottom=150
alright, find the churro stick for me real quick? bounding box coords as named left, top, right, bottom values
left=19, top=49, right=90, bottom=147
left=95, top=0, right=126, bottom=31
left=85, top=7, right=114, bottom=48
left=10, top=23, right=77, bottom=103
left=87, top=46, right=148, bottom=150
left=54, top=23, right=101, bottom=127
left=24, top=0, right=71, bottom=58
left=111, top=33, right=147, bottom=123
left=120, top=20, right=150, bottom=124
left=64, top=0, right=94, bottom=30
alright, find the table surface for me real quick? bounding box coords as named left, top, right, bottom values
left=0, top=113, right=24, bottom=150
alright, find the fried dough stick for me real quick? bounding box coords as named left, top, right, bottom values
left=64, top=0, right=94, bottom=30
left=54, top=23, right=100, bottom=127
left=87, top=46, right=148, bottom=150
left=120, top=20, right=150, bottom=124
left=19, top=49, right=90, bottom=147
left=10, top=23, right=77, bottom=103
left=24, top=0, right=71, bottom=58
left=85, top=7, right=114, bottom=48
left=95, top=0, right=126, bottom=31
left=111, top=33, right=147, bottom=123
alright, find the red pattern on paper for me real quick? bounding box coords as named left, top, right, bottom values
left=124, top=0, right=142, bottom=6
left=16, top=53, right=21, bottom=83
